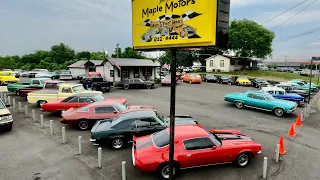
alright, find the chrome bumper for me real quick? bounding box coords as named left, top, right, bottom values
left=90, top=138, right=96, bottom=142
left=257, top=150, right=262, bottom=155
left=0, top=119, right=13, bottom=125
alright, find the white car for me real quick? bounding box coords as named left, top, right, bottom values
left=0, top=99, right=13, bottom=131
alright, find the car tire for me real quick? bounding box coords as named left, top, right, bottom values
left=205, top=79, right=208, bottom=83
left=7, top=124, right=13, bottom=131
left=146, top=85, right=152, bottom=89
left=110, top=138, right=125, bottom=149
left=156, top=162, right=179, bottom=180
left=123, top=84, right=130, bottom=90
left=235, top=101, right=244, bottom=109
left=37, top=100, right=47, bottom=107
left=77, top=120, right=89, bottom=130
left=237, top=82, right=240, bottom=86
left=274, top=108, right=284, bottom=117
left=189, top=80, right=192, bottom=84
left=235, top=153, right=251, bottom=167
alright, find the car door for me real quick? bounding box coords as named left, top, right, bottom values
left=62, top=96, right=79, bottom=110
left=124, top=120, right=140, bottom=141
left=134, top=79, right=143, bottom=88
left=135, top=119, right=156, bottom=137
left=179, top=137, right=220, bottom=168
left=78, top=96, right=93, bottom=108
left=93, top=106, right=119, bottom=120
left=247, top=94, right=268, bottom=109
left=274, top=90, right=286, bottom=100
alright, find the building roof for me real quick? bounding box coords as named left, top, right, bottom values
left=104, top=58, right=160, bottom=67
left=68, top=60, right=104, bottom=68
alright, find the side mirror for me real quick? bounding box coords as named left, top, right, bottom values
left=212, top=146, right=217, bottom=150
left=113, top=111, right=117, bottom=114
left=5, top=104, right=10, bottom=107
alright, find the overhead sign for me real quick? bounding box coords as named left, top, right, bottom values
left=132, top=0, right=230, bottom=50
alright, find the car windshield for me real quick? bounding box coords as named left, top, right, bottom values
left=92, top=95, right=105, bottom=102
left=208, top=132, right=222, bottom=147
left=256, top=79, right=266, bottom=82
left=154, top=112, right=165, bottom=125
left=73, top=85, right=85, bottom=93
left=152, top=129, right=170, bottom=148
left=221, top=76, right=229, bottom=79
left=0, top=100, right=5, bottom=109
left=264, top=93, right=275, bottom=101
left=114, top=102, right=127, bottom=112
left=111, top=115, right=124, bottom=126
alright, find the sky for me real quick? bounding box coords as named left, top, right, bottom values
left=0, top=0, right=319, bottom=62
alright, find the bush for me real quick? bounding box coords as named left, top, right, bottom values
left=154, top=78, right=161, bottom=84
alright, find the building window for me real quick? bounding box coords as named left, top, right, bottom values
left=110, top=70, right=114, bottom=77
left=220, top=60, right=224, bottom=67
left=210, top=60, right=213, bottom=67
left=230, top=59, right=235, bottom=65
left=117, top=69, right=120, bottom=77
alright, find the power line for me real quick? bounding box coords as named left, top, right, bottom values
left=274, top=27, right=320, bottom=44
left=262, top=0, right=308, bottom=24
left=272, top=0, right=318, bottom=31
left=291, top=38, right=320, bottom=48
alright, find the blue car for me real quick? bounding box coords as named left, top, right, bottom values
left=261, top=87, right=304, bottom=106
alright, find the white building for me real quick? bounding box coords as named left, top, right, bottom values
left=205, top=55, right=260, bottom=72
left=68, top=58, right=160, bottom=82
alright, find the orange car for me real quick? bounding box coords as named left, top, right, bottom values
left=181, top=74, right=202, bottom=84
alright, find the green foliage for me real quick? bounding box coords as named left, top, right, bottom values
left=267, top=64, right=277, bottom=69
left=111, top=47, right=147, bottom=59
left=228, top=19, right=275, bottom=58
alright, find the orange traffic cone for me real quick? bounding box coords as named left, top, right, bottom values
left=278, top=136, right=287, bottom=155
left=288, top=122, right=296, bottom=137
left=295, top=114, right=302, bottom=127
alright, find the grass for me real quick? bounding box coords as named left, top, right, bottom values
left=199, top=70, right=320, bottom=84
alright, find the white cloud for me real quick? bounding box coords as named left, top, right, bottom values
left=310, top=41, right=320, bottom=46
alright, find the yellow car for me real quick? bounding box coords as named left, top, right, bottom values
left=236, top=76, right=251, bottom=86
left=0, top=71, right=19, bottom=85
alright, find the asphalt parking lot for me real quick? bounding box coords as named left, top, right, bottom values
left=1, top=81, right=320, bottom=180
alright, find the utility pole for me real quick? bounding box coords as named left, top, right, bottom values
left=116, top=43, right=120, bottom=58
left=284, top=55, right=287, bottom=67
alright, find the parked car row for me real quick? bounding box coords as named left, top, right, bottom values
left=2, top=74, right=264, bottom=179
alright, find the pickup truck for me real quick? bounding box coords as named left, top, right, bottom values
left=27, top=84, right=102, bottom=107
left=80, top=72, right=112, bottom=92
left=0, top=99, right=13, bottom=131
left=18, top=80, right=65, bottom=100
left=7, top=78, right=51, bottom=93
left=0, top=71, right=19, bottom=86
left=261, top=86, right=304, bottom=106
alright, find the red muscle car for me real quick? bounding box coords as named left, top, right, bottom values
left=18, top=80, right=65, bottom=100
left=41, top=92, right=127, bottom=115
left=133, top=125, right=262, bottom=179
left=61, top=101, right=154, bottom=130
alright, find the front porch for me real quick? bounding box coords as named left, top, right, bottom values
left=116, top=66, right=156, bottom=82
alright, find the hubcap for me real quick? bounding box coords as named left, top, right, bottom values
left=112, top=139, right=123, bottom=149
left=146, top=85, right=151, bottom=89
left=238, top=154, right=249, bottom=166
left=39, top=101, right=47, bottom=106
left=124, top=85, right=129, bottom=89
left=236, top=102, right=243, bottom=108
left=161, top=165, right=175, bottom=179
left=275, top=109, right=283, bottom=116
left=79, top=121, right=88, bottom=130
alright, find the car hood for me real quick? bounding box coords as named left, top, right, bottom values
left=216, top=134, right=258, bottom=146
left=274, top=99, right=297, bottom=106
left=0, top=108, right=11, bottom=116
left=285, top=93, right=304, bottom=98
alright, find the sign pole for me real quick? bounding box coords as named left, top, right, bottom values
left=308, top=59, right=313, bottom=104
left=169, top=48, right=177, bottom=180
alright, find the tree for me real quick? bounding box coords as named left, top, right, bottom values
left=111, top=47, right=147, bottom=59
left=76, top=51, right=91, bottom=60
left=228, top=19, right=275, bottom=58
left=50, top=43, right=76, bottom=64
left=157, top=50, right=197, bottom=67
left=90, top=52, right=106, bottom=60
left=196, top=48, right=223, bottom=66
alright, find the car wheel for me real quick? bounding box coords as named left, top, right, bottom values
left=156, top=162, right=178, bottom=180
left=58, top=110, right=66, bottom=116
left=24, top=96, right=28, bottom=101
left=123, top=84, right=130, bottom=90
left=146, top=85, right=152, bottom=89
left=78, top=120, right=89, bottom=130
left=206, top=79, right=208, bottom=82
left=235, top=101, right=244, bottom=109
left=237, top=82, right=240, bottom=86
left=189, top=80, right=192, bottom=84
left=181, top=79, right=184, bottom=82
left=220, top=81, right=222, bottom=84
left=15, top=90, right=19, bottom=95
left=274, top=108, right=284, bottom=117
left=255, top=84, right=258, bottom=88
left=110, top=138, right=124, bottom=149
left=6, top=124, right=12, bottom=131
left=37, top=100, right=47, bottom=107
left=235, top=153, right=251, bottom=167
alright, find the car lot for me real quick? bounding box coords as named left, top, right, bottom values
left=1, top=81, right=317, bottom=180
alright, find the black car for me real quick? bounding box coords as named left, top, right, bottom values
left=203, top=74, right=217, bottom=83
left=251, top=78, right=270, bottom=88
left=217, top=75, right=232, bottom=84
left=90, top=110, right=198, bottom=149
left=80, top=76, right=112, bottom=92
left=116, top=78, right=154, bottom=90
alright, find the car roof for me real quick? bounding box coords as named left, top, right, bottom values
left=118, top=110, right=156, bottom=120
left=87, top=101, right=119, bottom=107
left=245, top=91, right=265, bottom=95
left=261, top=86, right=284, bottom=91
left=72, top=93, right=101, bottom=97
left=174, top=125, right=209, bottom=140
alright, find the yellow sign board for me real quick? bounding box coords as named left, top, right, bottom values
left=132, top=0, right=220, bottom=50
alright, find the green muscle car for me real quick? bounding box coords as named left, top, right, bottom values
left=288, top=80, right=317, bottom=91
left=224, top=91, right=297, bottom=117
